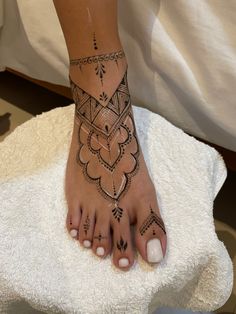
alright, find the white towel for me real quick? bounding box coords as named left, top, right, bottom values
left=0, top=104, right=233, bottom=314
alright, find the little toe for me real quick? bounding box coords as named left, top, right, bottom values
left=79, top=207, right=95, bottom=249
left=112, top=215, right=134, bottom=271
left=66, top=206, right=81, bottom=240
left=92, top=213, right=111, bottom=258
left=136, top=205, right=166, bottom=264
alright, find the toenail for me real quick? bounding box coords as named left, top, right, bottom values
left=70, top=229, right=78, bottom=238
left=96, top=247, right=105, bottom=256
left=118, top=258, right=129, bottom=268
left=83, top=240, right=91, bottom=248
left=147, top=238, right=163, bottom=263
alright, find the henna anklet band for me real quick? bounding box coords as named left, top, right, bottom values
left=70, top=49, right=125, bottom=67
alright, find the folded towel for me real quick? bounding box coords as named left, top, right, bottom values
left=0, top=104, right=233, bottom=314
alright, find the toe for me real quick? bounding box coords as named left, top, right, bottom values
left=112, top=213, right=134, bottom=271
left=79, top=207, right=96, bottom=249
left=66, top=206, right=81, bottom=240
left=135, top=205, right=167, bottom=264
left=92, top=212, right=111, bottom=258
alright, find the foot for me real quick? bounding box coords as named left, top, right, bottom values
left=65, top=50, right=167, bottom=271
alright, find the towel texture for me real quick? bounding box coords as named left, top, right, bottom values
left=0, top=104, right=233, bottom=314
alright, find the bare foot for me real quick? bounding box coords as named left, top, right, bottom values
left=65, top=50, right=167, bottom=271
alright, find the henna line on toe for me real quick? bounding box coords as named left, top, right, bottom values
left=94, top=232, right=107, bottom=242
left=139, top=208, right=166, bottom=236
left=117, top=236, right=128, bottom=252
left=83, top=215, right=90, bottom=235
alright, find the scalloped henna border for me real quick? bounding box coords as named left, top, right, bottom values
left=76, top=120, right=140, bottom=202
left=86, top=122, right=132, bottom=172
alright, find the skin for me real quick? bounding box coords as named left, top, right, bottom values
left=53, top=0, right=167, bottom=271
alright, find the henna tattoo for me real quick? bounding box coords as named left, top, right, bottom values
left=112, top=206, right=123, bottom=222
left=117, top=237, right=128, bottom=252
left=95, top=62, right=106, bottom=85
left=94, top=232, right=107, bottom=242
left=83, top=215, right=90, bottom=235
left=139, top=208, right=166, bottom=236
left=69, top=215, right=72, bottom=225
left=99, top=91, right=108, bottom=102
left=70, top=50, right=124, bottom=85
left=70, top=70, right=140, bottom=214
left=93, top=32, right=98, bottom=50
left=70, top=50, right=125, bottom=67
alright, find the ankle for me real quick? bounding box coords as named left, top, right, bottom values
left=69, top=49, right=128, bottom=85
left=69, top=49, right=129, bottom=109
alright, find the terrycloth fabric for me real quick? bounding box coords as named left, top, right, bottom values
left=0, top=104, right=233, bottom=314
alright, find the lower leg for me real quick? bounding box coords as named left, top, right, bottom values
left=53, top=0, right=127, bottom=99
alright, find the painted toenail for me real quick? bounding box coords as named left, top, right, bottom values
left=147, top=238, right=163, bottom=263
left=83, top=240, right=91, bottom=248
left=118, top=258, right=129, bottom=268
left=96, top=247, right=105, bottom=256
left=70, top=229, right=78, bottom=238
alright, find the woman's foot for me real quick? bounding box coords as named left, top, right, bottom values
left=65, top=51, right=167, bottom=271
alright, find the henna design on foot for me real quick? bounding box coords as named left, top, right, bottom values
left=139, top=208, right=166, bottom=236
left=70, top=70, right=140, bottom=219
left=117, top=236, right=128, bottom=252
left=83, top=215, right=90, bottom=235
left=94, top=232, right=107, bottom=242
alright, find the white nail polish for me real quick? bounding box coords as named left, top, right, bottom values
left=147, top=239, right=163, bottom=263
left=83, top=240, right=91, bottom=248
left=70, top=229, right=78, bottom=238
left=96, top=247, right=105, bottom=256
left=119, top=258, right=129, bottom=268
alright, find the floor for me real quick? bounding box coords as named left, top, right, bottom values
left=0, top=71, right=235, bottom=314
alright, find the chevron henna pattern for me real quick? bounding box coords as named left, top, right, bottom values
left=139, top=208, right=166, bottom=236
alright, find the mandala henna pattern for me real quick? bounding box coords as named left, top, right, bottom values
left=70, top=65, right=140, bottom=222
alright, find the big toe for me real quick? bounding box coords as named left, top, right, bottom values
left=136, top=205, right=167, bottom=264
